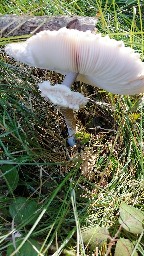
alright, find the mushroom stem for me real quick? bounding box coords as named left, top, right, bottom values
left=60, top=108, right=76, bottom=146
left=61, top=72, right=78, bottom=146
left=62, top=72, right=78, bottom=88
left=59, top=72, right=82, bottom=145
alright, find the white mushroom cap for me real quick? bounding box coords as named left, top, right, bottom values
left=5, top=27, right=144, bottom=95
left=38, top=81, right=88, bottom=110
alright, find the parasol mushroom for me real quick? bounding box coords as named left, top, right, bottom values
left=5, top=27, right=144, bottom=145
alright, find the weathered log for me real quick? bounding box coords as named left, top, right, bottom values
left=0, top=15, right=98, bottom=37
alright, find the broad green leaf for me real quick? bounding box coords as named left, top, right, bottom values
left=82, top=226, right=109, bottom=250
left=9, top=197, right=39, bottom=225
left=7, top=238, right=41, bottom=256
left=1, top=164, right=19, bottom=192
left=114, top=238, right=138, bottom=256
left=119, top=203, right=144, bottom=234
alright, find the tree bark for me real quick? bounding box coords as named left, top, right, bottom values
left=0, top=15, right=97, bottom=37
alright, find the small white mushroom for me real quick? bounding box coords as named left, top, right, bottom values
left=38, top=82, right=88, bottom=110
left=38, top=81, right=88, bottom=146
left=5, top=27, right=144, bottom=145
